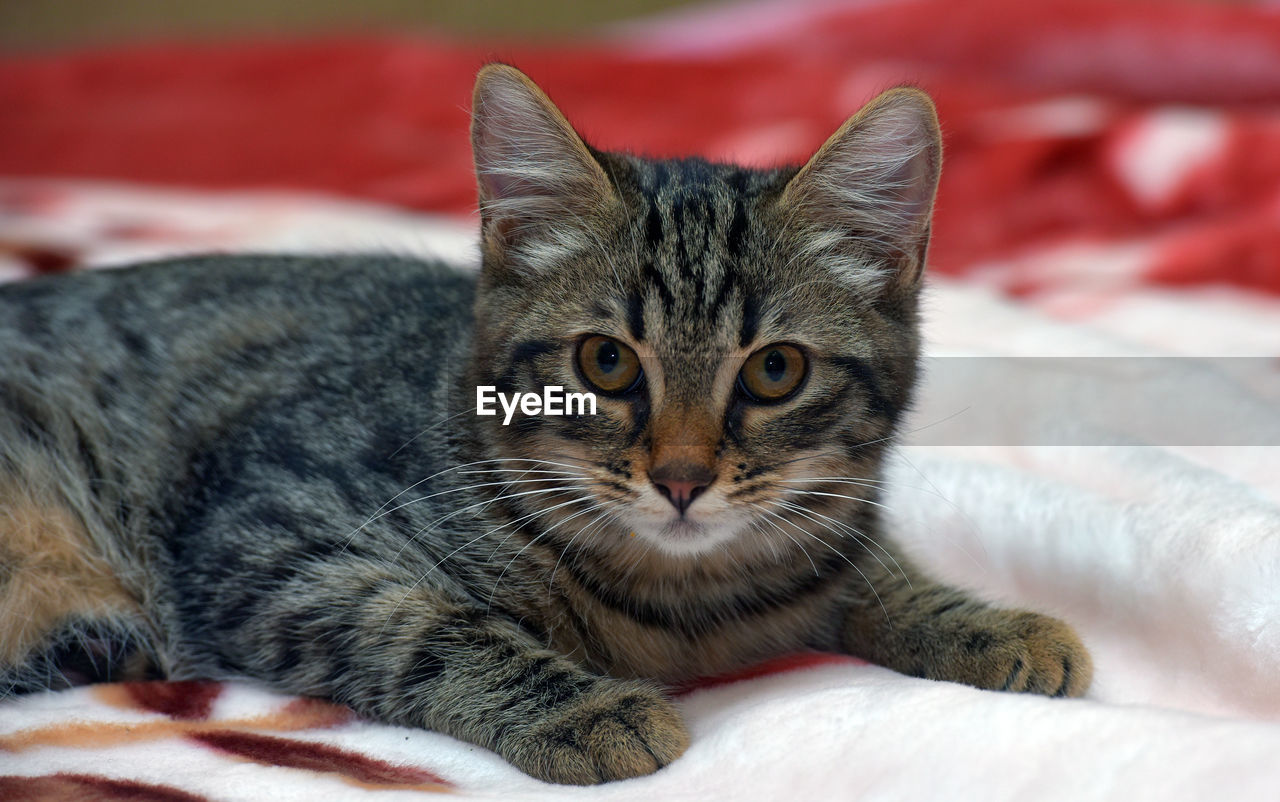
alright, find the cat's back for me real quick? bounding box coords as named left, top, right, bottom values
left=0, top=253, right=476, bottom=354
left=2, top=253, right=477, bottom=402
left=0, top=252, right=478, bottom=531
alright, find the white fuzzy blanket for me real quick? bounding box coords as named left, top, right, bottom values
left=0, top=181, right=1277, bottom=800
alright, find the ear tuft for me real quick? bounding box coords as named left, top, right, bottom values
left=471, top=65, right=615, bottom=267
left=782, top=88, right=942, bottom=296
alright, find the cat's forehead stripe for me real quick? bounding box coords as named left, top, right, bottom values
left=628, top=157, right=769, bottom=335
left=626, top=291, right=645, bottom=342
left=738, top=293, right=760, bottom=348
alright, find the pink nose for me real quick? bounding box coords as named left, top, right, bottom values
left=650, top=462, right=715, bottom=516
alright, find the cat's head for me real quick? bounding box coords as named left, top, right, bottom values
left=466, top=64, right=939, bottom=562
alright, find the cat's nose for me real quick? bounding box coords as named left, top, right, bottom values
left=650, top=461, right=715, bottom=516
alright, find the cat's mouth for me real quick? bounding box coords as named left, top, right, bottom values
left=659, top=519, right=706, bottom=539
left=623, top=498, right=753, bottom=557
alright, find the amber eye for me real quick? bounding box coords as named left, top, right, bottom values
left=577, top=335, right=642, bottom=394
left=739, top=344, right=807, bottom=402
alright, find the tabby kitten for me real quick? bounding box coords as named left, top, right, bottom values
left=0, top=65, right=1091, bottom=784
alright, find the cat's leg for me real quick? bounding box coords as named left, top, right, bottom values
left=0, top=376, right=157, bottom=695
left=186, top=559, right=688, bottom=785
left=835, top=554, right=1092, bottom=697
left=0, top=478, right=150, bottom=695
left=1, top=617, right=157, bottom=695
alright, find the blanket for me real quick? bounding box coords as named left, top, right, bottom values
left=1, top=0, right=1278, bottom=799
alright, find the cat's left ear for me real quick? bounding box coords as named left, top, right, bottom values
left=781, top=88, right=942, bottom=297
left=471, top=64, right=617, bottom=271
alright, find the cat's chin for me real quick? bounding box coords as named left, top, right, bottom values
left=630, top=518, right=745, bottom=558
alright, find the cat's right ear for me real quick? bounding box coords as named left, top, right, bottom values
left=471, top=64, right=617, bottom=272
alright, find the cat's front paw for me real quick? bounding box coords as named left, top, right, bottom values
left=944, top=610, right=1092, bottom=698
left=504, top=680, right=689, bottom=785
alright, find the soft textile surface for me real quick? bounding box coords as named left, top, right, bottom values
left=2, top=0, right=1279, bottom=799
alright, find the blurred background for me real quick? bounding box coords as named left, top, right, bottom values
left=1, top=0, right=1278, bottom=315
left=0, top=0, right=702, bottom=49
left=0, top=0, right=1259, bottom=49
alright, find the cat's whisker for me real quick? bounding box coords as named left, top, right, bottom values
left=485, top=497, right=606, bottom=611
left=754, top=504, right=891, bottom=624
left=749, top=503, right=819, bottom=577
left=465, top=465, right=588, bottom=509
left=367, top=458, right=549, bottom=510
left=785, top=472, right=965, bottom=514
left=745, top=519, right=787, bottom=566
left=888, top=446, right=988, bottom=572
left=780, top=488, right=893, bottom=512
left=769, top=449, right=848, bottom=471
left=468, top=466, right=591, bottom=517
left=385, top=408, right=475, bottom=461
left=483, top=493, right=597, bottom=564
left=351, top=476, right=592, bottom=544
left=457, top=468, right=584, bottom=477
left=771, top=495, right=891, bottom=547
left=472, top=496, right=595, bottom=561
left=774, top=486, right=909, bottom=583
left=768, top=497, right=868, bottom=545
left=342, top=457, right=593, bottom=549
left=547, top=508, right=618, bottom=603
left=576, top=510, right=627, bottom=575
left=530, top=451, right=603, bottom=472
left=380, top=494, right=594, bottom=634
left=342, top=460, right=508, bottom=551
left=390, top=485, right=588, bottom=565
left=614, top=528, right=659, bottom=593
left=767, top=497, right=906, bottom=583
left=837, top=407, right=972, bottom=458
left=781, top=476, right=891, bottom=487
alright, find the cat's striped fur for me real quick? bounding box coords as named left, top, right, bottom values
left=0, top=65, right=1090, bottom=784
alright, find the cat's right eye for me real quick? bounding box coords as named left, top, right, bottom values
left=739, top=343, right=807, bottom=402
left=577, top=335, right=642, bottom=394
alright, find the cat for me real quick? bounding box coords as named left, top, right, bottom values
left=0, top=64, right=1091, bottom=784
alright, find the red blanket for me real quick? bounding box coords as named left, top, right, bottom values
left=2, top=0, right=1279, bottom=293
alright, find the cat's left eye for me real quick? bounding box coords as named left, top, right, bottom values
left=577, top=335, right=642, bottom=394
left=739, top=344, right=807, bottom=402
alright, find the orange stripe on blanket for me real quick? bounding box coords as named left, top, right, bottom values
left=119, top=680, right=223, bottom=720
left=0, top=772, right=211, bottom=801
left=0, top=690, right=351, bottom=752
left=191, top=730, right=452, bottom=792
